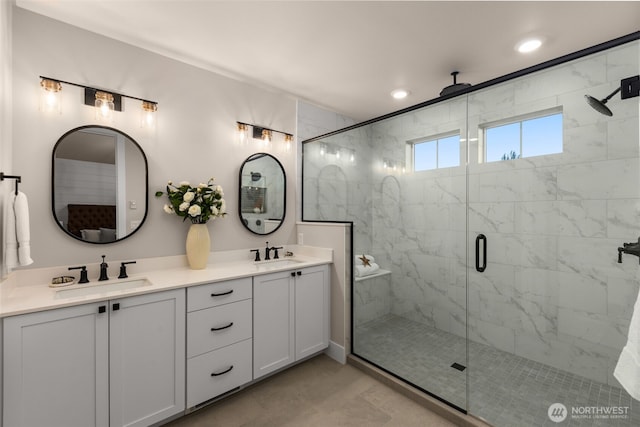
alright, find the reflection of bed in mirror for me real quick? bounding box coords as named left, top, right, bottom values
left=66, top=204, right=116, bottom=243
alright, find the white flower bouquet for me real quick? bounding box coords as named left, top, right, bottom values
left=156, top=178, right=226, bottom=224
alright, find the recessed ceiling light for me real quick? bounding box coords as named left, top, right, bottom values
left=516, top=38, right=542, bottom=53
left=391, top=89, right=409, bottom=100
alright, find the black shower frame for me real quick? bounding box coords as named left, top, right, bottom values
left=300, top=31, right=640, bottom=414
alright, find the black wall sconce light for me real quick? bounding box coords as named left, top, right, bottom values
left=39, top=76, right=158, bottom=127
left=236, top=121, right=293, bottom=152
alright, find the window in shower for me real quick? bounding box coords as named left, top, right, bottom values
left=411, top=132, right=460, bottom=171
left=483, top=110, right=563, bottom=162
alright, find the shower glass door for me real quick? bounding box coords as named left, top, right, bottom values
left=465, top=40, right=640, bottom=426
left=303, top=96, right=470, bottom=411
left=302, top=35, right=639, bottom=427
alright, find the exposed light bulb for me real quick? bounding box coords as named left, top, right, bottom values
left=95, top=91, right=115, bottom=123
left=284, top=134, right=293, bottom=153
left=236, top=122, right=249, bottom=145
left=262, top=129, right=272, bottom=146
left=39, top=78, right=62, bottom=114
left=141, top=101, right=157, bottom=129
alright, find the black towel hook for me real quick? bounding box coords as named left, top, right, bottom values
left=0, top=172, right=21, bottom=195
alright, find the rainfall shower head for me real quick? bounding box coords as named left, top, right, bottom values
left=585, top=76, right=640, bottom=116
left=584, top=87, right=620, bottom=117
left=440, top=71, right=472, bottom=97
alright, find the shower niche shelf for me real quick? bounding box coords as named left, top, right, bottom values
left=355, top=269, right=391, bottom=282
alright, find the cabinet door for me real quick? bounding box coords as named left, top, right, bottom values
left=4, top=303, right=109, bottom=427
left=253, top=271, right=294, bottom=379
left=295, top=265, right=330, bottom=360
left=109, top=289, right=185, bottom=427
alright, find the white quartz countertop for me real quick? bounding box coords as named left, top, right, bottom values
left=0, top=246, right=332, bottom=318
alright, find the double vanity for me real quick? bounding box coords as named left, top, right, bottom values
left=0, top=246, right=332, bottom=427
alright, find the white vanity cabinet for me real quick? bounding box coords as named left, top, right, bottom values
left=253, top=264, right=329, bottom=379
left=3, top=289, right=185, bottom=427
left=186, top=277, right=253, bottom=409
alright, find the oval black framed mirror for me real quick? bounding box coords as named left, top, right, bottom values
left=238, top=152, right=286, bottom=235
left=52, top=125, right=148, bottom=244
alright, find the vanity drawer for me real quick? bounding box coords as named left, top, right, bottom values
left=187, top=299, right=252, bottom=357
left=188, top=277, right=252, bottom=312
left=186, top=338, right=252, bottom=408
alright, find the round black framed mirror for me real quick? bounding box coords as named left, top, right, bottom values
left=51, top=125, right=148, bottom=244
left=238, top=153, right=286, bottom=235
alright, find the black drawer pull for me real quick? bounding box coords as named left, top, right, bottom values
left=211, top=365, right=233, bottom=377
left=211, top=322, right=234, bottom=331
left=291, top=272, right=296, bottom=277
left=211, top=289, right=233, bottom=297
left=296, top=271, right=302, bottom=276
left=98, top=305, right=106, bottom=314
left=112, top=303, right=120, bottom=311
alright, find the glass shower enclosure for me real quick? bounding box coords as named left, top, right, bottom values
left=302, top=34, right=640, bottom=426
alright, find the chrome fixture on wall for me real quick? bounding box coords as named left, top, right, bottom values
left=39, top=76, right=158, bottom=127
left=585, top=75, right=639, bottom=116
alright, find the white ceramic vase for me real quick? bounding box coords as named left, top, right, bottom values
left=186, top=223, right=210, bottom=269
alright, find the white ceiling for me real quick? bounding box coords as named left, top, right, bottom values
left=15, top=1, right=640, bottom=122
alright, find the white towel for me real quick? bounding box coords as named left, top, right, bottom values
left=14, top=191, right=33, bottom=266
left=614, top=287, right=640, bottom=400
left=3, top=192, right=18, bottom=271
left=355, top=262, right=380, bottom=277
left=3, top=191, right=33, bottom=272
left=355, top=254, right=376, bottom=265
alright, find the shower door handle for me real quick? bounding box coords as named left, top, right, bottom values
left=475, top=234, right=487, bottom=273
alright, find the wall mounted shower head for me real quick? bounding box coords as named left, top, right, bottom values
left=585, top=75, right=640, bottom=116
left=584, top=87, right=620, bottom=116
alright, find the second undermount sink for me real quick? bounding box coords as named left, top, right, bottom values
left=253, top=258, right=304, bottom=271
left=54, top=278, right=152, bottom=299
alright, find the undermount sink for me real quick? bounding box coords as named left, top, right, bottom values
left=54, top=278, right=152, bottom=299
left=253, top=258, right=304, bottom=271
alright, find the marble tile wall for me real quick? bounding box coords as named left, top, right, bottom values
left=303, top=41, right=640, bottom=387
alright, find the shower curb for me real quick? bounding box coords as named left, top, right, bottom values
left=347, top=354, right=492, bottom=427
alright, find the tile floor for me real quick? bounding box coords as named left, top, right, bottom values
left=164, top=354, right=457, bottom=427
left=355, top=314, right=640, bottom=427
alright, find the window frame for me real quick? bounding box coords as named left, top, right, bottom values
left=409, top=131, right=461, bottom=172
left=479, top=107, right=563, bottom=163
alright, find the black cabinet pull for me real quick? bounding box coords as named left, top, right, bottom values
left=475, top=234, right=487, bottom=273
left=112, top=303, right=120, bottom=311
left=210, top=322, right=233, bottom=331
left=296, top=271, right=302, bottom=276
left=211, top=289, right=233, bottom=297
left=291, top=272, right=296, bottom=277
left=211, top=365, right=233, bottom=377
left=98, top=305, right=106, bottom=314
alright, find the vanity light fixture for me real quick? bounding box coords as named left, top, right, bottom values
left=236, top=122, right=250, bottom=145
left=95, top=91, right=115, bottom=123
left=283, top=134, right=294, bottom=153
left=261, top=128, right=273, bottom=146
left=236, top=121, right=293, bottom=151
left=38, top=76, right=158, bottom=124
left=141, top=101, right=158, bottom=129
left=40, top=78, right=62, bottom=114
